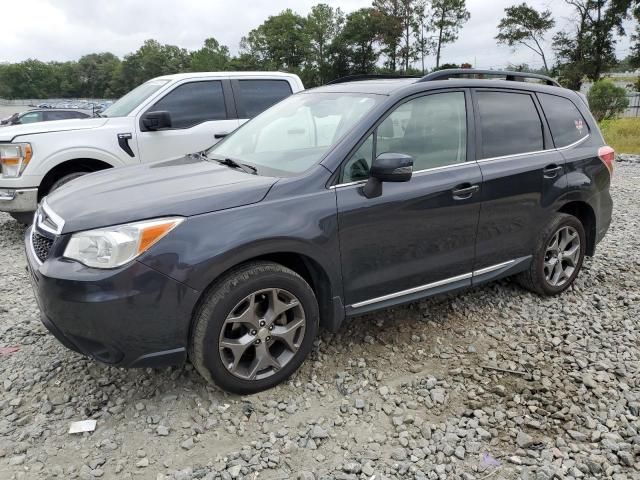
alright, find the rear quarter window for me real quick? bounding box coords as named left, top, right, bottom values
left=538, top=93, right=589, bottom=148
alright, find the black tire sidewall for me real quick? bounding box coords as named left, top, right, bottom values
left=535, top=214, right=586, bottom=295
left=49, top=171, right=88, bottom=194
left=193, top=266, right=319, bottom=394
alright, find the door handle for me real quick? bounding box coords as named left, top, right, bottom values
left=452, top=183, right=480, bottom=200
left=214, top=132, right=229, bottom=139
left=543, top=164, right=562, bottom=178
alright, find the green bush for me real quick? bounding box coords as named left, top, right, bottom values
left=587, top=80, right=629, bottom=121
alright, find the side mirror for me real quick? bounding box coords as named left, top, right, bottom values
left=141, top=110, right=172, bottom=131
left=363, top=153, right=413, bottom=199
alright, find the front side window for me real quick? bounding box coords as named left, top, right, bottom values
left=538, top=93, right=589, bottom=148
left=209, top=92, right=382, bottom=176
left=342, top=92, right=467, bottom=183
left=476, top=91, right=544, bottom=159
left=235, top=80, right=293, bottom=118
left=102, top=79, right=168, bottom=117
left=149, top=81, right=227, bottom=129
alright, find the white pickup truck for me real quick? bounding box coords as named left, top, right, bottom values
left=0, top=71, right=304, bottom=222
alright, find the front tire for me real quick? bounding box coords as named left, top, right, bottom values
left=49, top=171, right=88, bottom=194
left=517, top=213, right=586, bottom=296
left=189, top=261, right=319, bottom=394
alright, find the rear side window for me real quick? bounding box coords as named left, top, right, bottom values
left=476, top=91, right=544, bottom=159
left=45, top=111, right=86, bottom=121
left=235, top=80, right=293, bottom=118
left=538, top=93, right=589, bottom=148
left=150, top=81, right=227, bottom=129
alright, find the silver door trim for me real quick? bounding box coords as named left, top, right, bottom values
left=472, top=259, right=516, bottom=276
left=349, top=259, right=518, bottom=309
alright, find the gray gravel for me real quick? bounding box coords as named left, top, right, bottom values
left=1, top=163, right=639, bottom=480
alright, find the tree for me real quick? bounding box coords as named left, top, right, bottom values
left=553, top=0, right=632, bottom=89
left=76, top=53, right=121, bottom=98
left=190, top=38, right=230, bottom=72
left=305, top=4, right=344, bottom=85
left=333, top=8, right=382, bottom=74
left=415, top=0, right=435, bottom=74
left=115, top=40, right=190, bottom=93
left=496, top=3, right=555, bottom=72
left=372, top=0, right=403, bottom=72
left=429, top=0, right=470, bottom=69
left=240, top=9, right=310, bottom=71
left=587, top=79, right=629, bottom=121
left=397, top=0, right=420, bottom=72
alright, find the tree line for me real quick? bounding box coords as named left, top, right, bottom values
left=0, top=0, right=638, bottom=99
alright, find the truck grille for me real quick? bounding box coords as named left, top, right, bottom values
left=32, top=231, right=54, bottom=263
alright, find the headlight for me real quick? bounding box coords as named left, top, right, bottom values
left=64, top=217, right=183, bottom=269
left=0, top=143, right=33, bottom=177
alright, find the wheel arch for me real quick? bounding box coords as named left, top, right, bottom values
left=190, top=251, right=343, bottom=336
left=38, top=158, right=114, bottom=199
left=558, top=201, right=596, bottom=256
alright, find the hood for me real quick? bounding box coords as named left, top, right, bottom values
left=0, top=117, right=108, bottom=142
left=46, top=155, right=278, bottom=233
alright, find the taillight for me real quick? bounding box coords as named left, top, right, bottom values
left=598, top=146, right=615, bottom=175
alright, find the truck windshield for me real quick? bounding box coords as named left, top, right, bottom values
left=102, top=80, right=169, bottom=117
left=208, top=92, right=382, bottom=177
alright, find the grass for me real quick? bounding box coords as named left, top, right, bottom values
left=599, top=118, right=640, bottom=154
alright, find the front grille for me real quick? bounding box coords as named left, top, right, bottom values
left=32, top=231, right=54, bottom=263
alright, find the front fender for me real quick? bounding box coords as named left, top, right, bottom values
left=138, top=188, right=342, bottom=299
left=31, top=147, right=129, bottom=176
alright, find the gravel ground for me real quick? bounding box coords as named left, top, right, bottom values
left=1, top=161, right=639, bottom=480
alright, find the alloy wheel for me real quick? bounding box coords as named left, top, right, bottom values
left=218, top=288, right=306, bottom=381
left=544, top=226, right=581, bottom=287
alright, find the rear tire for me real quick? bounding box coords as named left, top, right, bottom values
left=189, top=261, right=319, bottom=394
left=517, top=213, right=586, bottom=296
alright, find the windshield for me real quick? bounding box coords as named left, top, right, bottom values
left=208, top=92, right=382, bottom=176
left=102, top=79, right=169, bottom=117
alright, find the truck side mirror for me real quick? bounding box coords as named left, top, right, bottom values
left=141, top=111, right=172, bottom=131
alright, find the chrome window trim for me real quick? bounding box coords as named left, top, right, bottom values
left=350, top=259, right=518, bottom=309
left=555, top=134, right=591, bottom=151
left=330, top=161, right=472, bottom=190
left=476, top=134, right=591, bottom=164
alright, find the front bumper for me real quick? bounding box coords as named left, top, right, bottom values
left=0, top=187, right=38, bottom=212
left=24, top=227, right=201, bottom=368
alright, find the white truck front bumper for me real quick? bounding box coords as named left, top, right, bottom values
left=0, top=188, right=38, bottom=212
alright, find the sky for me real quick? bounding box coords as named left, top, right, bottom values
left=0, top=0, right=634, bottom=71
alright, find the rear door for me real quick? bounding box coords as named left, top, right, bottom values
left=231, top=79, right=293, bottom=126
left=136, top=79, right=239, bottom=163
left=472, top=89, right=564, bottom=277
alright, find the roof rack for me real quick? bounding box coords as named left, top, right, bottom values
left=326, top=74, right=422, bottom=85
left=418, top=69, right=561, bottom=87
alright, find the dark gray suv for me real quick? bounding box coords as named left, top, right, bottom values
left=25, top=70, right=614, bottom=393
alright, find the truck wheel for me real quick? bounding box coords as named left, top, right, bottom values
left=189, top=261, right=319, bottom=394
left=517, top=213, right=586, bottom=296
left=49, top=171, right=88, bottom=194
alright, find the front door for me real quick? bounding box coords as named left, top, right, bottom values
left=136, top=79, right=239, bottom=163
left=336, top=90, right=482, bottom=311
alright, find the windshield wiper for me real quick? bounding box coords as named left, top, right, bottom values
left=205, top=153, right=257, bottom=175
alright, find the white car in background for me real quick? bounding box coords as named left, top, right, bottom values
left=0, top=71, right=304, bottom=223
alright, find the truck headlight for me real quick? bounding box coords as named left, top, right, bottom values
left=0, top=143, right=33, bottom=177
left=64, top=217, right=183, bottom=269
